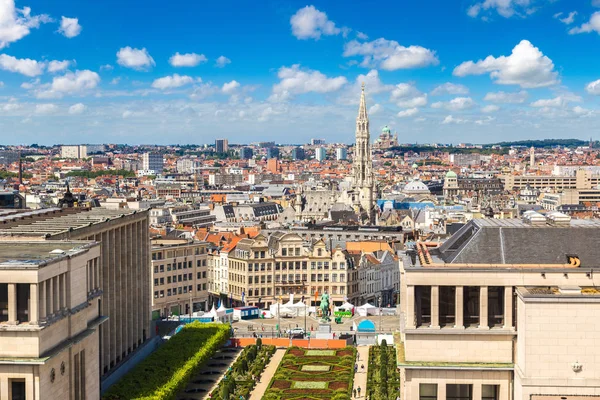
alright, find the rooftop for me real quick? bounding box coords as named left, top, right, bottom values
left=0, top=241, right=97, bottom=266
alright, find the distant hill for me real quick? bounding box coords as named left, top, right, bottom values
left=488, top=139, right=592, bottom=148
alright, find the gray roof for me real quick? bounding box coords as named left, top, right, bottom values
left=432, top=218, right=600, bottom=267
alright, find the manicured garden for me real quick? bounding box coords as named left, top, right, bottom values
left=209, top=338, right=276, bottom=399
left=366, top=341, right=400, bottom=400
left=264, top=346, right=356, bottom=400
left=103, top=322, right=230, bottom=400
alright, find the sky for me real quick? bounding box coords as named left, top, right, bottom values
left=2, top=0, right=600, bottom=145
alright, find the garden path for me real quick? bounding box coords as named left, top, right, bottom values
left=248, top=348, right=286, bottom=400
left=352, top=346, right=370, bottom=398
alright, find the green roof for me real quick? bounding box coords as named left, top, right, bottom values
left=445, top=170, right=457, bottom=178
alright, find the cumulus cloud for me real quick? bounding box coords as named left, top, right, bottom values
left=430, top=82, right=469, bottom=96
left=355, top=69, right=393, bottom=94
left=467, top=0, right=541, bottom=19
left=530, top=95, right=581, bottom=108
left=431, top=97, right=475, bottom=111
left=0, top=54, right=44, bottom=76
left=573, top=105, right=593, bottom=117
left=47, top=60, right=71, bottom=73
left=554, top=11, right=577, bottom=25
left=215, top=56, right=231, bottom=68
left=116, top=47, right=155, bottom=70
left=169, top=52, right=207, bottom=67
left=99, top=64, right=113, bottom=71
left=481, top=104, right=500, bottom=112
left=269, top=64, right=347, bottom=102
left=483, top=90, right=528, bottom=103
left=453, top=40, right=558, bottom=88
left=570, top=12, right=600, bottom=34
left=35, top=103, right=58, bottom=114
left=151, top=74, right=195, bottom=90
left=369, top=103, right=382, bottom=115
left=586, top=79, right=600, bottom=95
left=397, top=108, right=419, bottom=118
left=58, top=16, right=82, bottom=38
left=390, top=83, right=427, bottom=108
left=35, top=70, right=100, bottom=98
left=222, top=80, right=240, bottom=94
left=344, top=38, right=439, bottom=70
left=442, top=115, right=467, bottom=124
left=290, top=6, right=341, bottom=40
left=68, top=103, right=86, bottom=114
left=0, top=0, right=51, bottom=49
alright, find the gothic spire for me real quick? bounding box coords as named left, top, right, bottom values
left=357, top=82, right=368, bottom=121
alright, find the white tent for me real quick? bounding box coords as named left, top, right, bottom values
left=356, top=303, right=378, bottom=316
left=290, top=301, right=308, bottom=316
left=269, top=303, right=298, bottom=317
left=335, top=301, right=355, bottom=312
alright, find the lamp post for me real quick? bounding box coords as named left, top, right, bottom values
left=379, top=295, right=383, bottom=332
left=302, top=281, right=307, bottom=338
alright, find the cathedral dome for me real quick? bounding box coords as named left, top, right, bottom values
left=382, top=125, right=391, bottom=134
left=402, top=180, right=431, bottom=194
left=445, top=170, right=457, bottom=178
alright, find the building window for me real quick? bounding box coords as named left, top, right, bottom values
left=419, top=383, right=437, bottom=400
left=463, top=286, right=480, bottom=328
left=488, top=286, right=504, bottom=328
left=282, top=249, right=287, bottom=256
left=439, top=286, right=456, bottom=327
left=154, top=266, right=158, bottom=273
left=447, top=384, right=472, bottom=400
left=415, top=286, right=431, bottom=327
left=482, top=385, right=499, bottom=400
left=317, top=249, right=322, bottom=256
left=159, top=265, right=164, bottom=272
left=167, top=264, right=172, bottom=271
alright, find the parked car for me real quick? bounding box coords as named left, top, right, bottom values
left=286, top=327, right=305, bottom=336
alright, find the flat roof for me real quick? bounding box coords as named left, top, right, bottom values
left=0, top=241, right=97, bottom=265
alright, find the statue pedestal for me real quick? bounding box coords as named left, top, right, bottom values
left=315, top=322, right=333, bottom=339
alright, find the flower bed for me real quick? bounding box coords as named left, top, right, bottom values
left=366, top=341, right=400, bottom=400
left=264, top=346, right=356, bottom=400
left=209, top=340, right=276, bottom=400
left=102, top=322, right=229, bottom=400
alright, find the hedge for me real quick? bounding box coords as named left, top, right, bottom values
left=366, top=342, right=400, bottom=400
left=103, top=322, right=230, bottom=400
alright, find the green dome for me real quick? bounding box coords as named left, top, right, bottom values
left=382, top=125, right=391, bottom=134
left=445, top=170, right=457, bottom=178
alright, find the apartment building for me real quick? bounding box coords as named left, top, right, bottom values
left=211, top=232, right=354, bottom=308
left=399, top=215, right=600, bottom=400
left=356, top=250, right=399, bottom=307
left=150, top=239, right=209, bottom=318
left=0, top=241, right=104, bottom=400
left=500, top=169, right=600, bottom=191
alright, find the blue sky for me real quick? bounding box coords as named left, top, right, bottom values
left=2, top=0, right=600, bottom=145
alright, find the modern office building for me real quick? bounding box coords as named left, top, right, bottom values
left=239, top=147, right=253, bottom=160
left=0, top=240, right=104, bottom=400
left=291, top=147, right=305, bottom=161
left=151, top=239, right=209, bottom=318
left=60, top=145, right=105, bottom=159
left=215, top=139, right=229, bottom=153
left=500, top=169, right=600, bottom=191
left=336, top=147, right=347, bottom=161
left=311, top=139, right=326, bottom=145
left=315, top=147, right=327, bottom=162
left=266, top=147, right=279, bottom=159
left=399, top=214, right=600, bottom=400
left=142, top=152, right=164, bottom=174
left=0, top=150, right=19, bottom=166
left=0, top=207, right=151, bottom=378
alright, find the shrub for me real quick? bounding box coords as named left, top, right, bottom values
left=103, top=323, right=229, bottom=400
left=256, top=337, right=262, bottom=348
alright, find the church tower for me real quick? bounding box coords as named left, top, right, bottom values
left=353, top=84, right=375, bottom=223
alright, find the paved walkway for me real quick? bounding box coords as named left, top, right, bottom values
left=352, top=346, right=370, bottom=399
left=249, top=348, right=286, bottom=400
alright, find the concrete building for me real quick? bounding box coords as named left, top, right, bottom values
left=142, top=152, right=163, bottom=174
left=151, top=239, right=209, bottom=318
left=0, top=241, right=104, bottom=400
left=336, top=147, right=348, bottom=161
left=0, top=207, right=151, bottom=378
left=61, top=145, right=105, bottom=159
left=356, top=250, right=399, bottom=307
left=501, top=170, right=600, bottom=191
left=399, top=215, right=600, bottom=400
left=311, top=139, right=326, bottom=145
left=315, top=148, right=327, bottom=162
left=266, top=147, right=279, bottom=159
left=239, top=147, right=253, bottom=160
left=0, top=150, right=19, bottom=166
left=215, top=139, right=229, bottom=153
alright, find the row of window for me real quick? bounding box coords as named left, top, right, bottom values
left=152, top=247, right=206, bottom=260
left=153, top=259, right=207, bottom=274
left=153, top=283, right=208, bottom=299
left=229, top=261, right=348, bottom=272
left=154, top=271, right=208, bottom=286
left=228, top=285, right=347, bottom=298
left=420, top=383, right=498, bottom=400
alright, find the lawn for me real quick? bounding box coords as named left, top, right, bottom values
left=264, top=347, right=356, bottom=400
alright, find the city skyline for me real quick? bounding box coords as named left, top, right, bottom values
left=2, top=1, right=600, bottom=145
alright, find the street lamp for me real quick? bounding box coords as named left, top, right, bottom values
left=379, top=295, right=383, bottom=332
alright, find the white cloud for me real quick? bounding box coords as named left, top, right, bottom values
left=586, top=79, right=600, bottom=95
left=570, top=12, right=600, bottom=34
left=58, top=16, right=82, bottom=38
left=397, top=108, right=419, bottom=118
left=594, top=0, right=600, bottom=7
left=481, top=104, right=500, bottom=112
left=369, top=103, right=382, bottom=115
left=222, top=80, right=240, bottom=94
left=344, top=38, right=439, bottom=70
left=0, top=54, right=44, bottom=76
left=269, top=64, right=347, bottom=102
left=442, top=115, right=467, bottom=124
left=483, top=90, right=528, bottom=103
left=35, top=103, right=58, bottom=114
left=2, top=102, right=20, bottom=112
left=356, top=31, right=368, bottom=40
left=169, top=52, right=207, bottom=67
left=290, top=6, right=341, bottom=40
left=356, top=69, right=393, bottom=94
left=215, top=56, right=231, bottom=68
left=0, top=0, right=51, bottom=49
left=110, top=77, right=120, bottom=85
left=431, top=97, right=475, bottom=111
left=475, top=116, right=495, bottom=125
left=116, top=47, right=155, bottom=70
left=390, top=83, right=428, bottom=108
left=151, top=74, right=195, bottom=90
left=554, top=11, right=577, bottom=25
left=573, top=105, right=593, bottom=116
left=430, top=82, right=469, bottom=96
left=530, top=95, right=581, bottom=108
left=190, top=83, right=219, bottom=100
left=68, top=103, right=86, bottom=114
left=122, top=110, right=145, bottom=119
left=99, top=64, right=113, bottom=71
left=467, top=0, right=540, bottom=19
left=47, top=60, right=71, bottom=73
left=35, top=70, right=101, bottom=98
left=0, top=81, right=3, bottom=87
left=453, top=40, right=558, bottom=88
